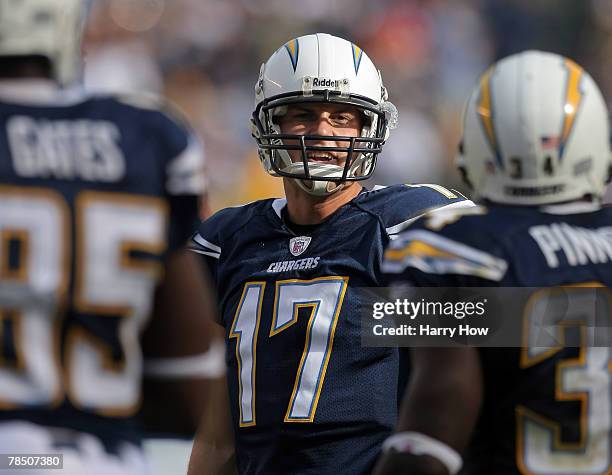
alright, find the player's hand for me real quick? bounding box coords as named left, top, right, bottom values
left=372, top=450, right=449, bottom=475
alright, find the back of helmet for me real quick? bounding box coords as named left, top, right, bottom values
left=0, top=0, right=87, bottom=86
left=460, top=50, right=612, bottom=205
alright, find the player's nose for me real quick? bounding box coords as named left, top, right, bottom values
left=311, top=115, right=334, bottom=137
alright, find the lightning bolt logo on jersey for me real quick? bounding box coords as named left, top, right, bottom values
left=190, top=184, right=471, bottom=475
left=382, top=203, right=612, bottom=475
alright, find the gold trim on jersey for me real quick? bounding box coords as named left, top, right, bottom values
left=405, top=184, right=458, bottom=200
left=424, top=206, right=487, bottom=232
left=517, top=334, right=589, bottom=473
left=0, top=311, right=25, bottom=372
left=67, top=190, right=168, bottom=417
left=276, top=276, right=349, bottom=423
left=520, top=284, right=608, bottom=369
left=74, top=191, right=168, bottom=315
left=0, top=229, right=29, bottom=282
left=517, top=283, right=612, bottom=474
left=229, top=281, right=266, bottom=428
left=64, top=326, right=142, bottom=418
left=384, top=240, right=458, bottom=262
left=0, top=186, right=69, bottom=410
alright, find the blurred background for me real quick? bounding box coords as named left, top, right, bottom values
left=82, top=0, right=612, bottom=211
left=78, top=1, right=612, bottom=470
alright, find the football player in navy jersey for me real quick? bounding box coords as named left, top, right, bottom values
left=0, top=1, right=224, bottom=474
left=375, top=51, right=612, bottom=475
left=188, top=33, right=473, bottom=475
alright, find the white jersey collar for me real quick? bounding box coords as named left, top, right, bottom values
left=272, top=198, right=287, bottom=219
left=0, top=79, right=85, bottom=105
left=540, top=201, right=601, bottom=215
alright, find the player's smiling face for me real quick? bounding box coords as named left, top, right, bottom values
left=277, top=103, right=363, bottom=166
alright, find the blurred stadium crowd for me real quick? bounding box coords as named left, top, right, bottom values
left=83, top=0, right=612, bottom=210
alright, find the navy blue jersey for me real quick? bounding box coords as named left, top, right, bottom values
left=191, top=184, right=471, bottom=475
left=0, top=84, right=205, bottom=449
left=383, top=202, right=612, bottom=475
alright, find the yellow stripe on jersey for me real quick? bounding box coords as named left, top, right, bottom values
left=384, top=240, right=459, bottom=262
left=382, top=229, right=508, bottom=281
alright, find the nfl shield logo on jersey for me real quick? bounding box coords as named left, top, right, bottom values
left=289, top=236, right=311, bottom=256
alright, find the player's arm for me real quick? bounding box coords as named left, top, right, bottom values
left=373, top=347, right=482, bottom=475
left=140, top=104, right=225, bottom=435
left=186, top=220, right=235, bottom=473
left=140, top=249, right=226, bottom=435
left=185, top=212, right=236, bottom=472
left=378, top=222, right=503, bottom=475
left=188, top=370, right=236, bottom=475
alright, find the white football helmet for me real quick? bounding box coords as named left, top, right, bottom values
left=459, top=50, right=612, bottom=205
left=251, top=33, right=398, bottom=196
left=0, top=0, right=88, bottom=86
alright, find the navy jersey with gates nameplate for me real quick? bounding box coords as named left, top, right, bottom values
left=0, top=86, right=205, bottom=449
left=191, top=184, right=471, bottom=475
left=382, top=203, right=612, bottom=475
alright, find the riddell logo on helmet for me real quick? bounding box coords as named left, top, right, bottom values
left=312, top=78, right=341, bottom=88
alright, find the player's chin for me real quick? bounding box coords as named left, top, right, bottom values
left=300, top=178, right=346, bottom=194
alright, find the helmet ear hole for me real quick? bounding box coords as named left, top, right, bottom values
left=250, top=118, right=261, bottom=139
left=458, top=164, right=474, bottom=190
left=456, top=140, right=473, bottom=190
left=360, top=111, right=371, bottom=127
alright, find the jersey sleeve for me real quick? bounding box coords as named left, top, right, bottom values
left=151, top=104, right=207, bottom=253
left=385, top=198, right=476, bottom=239
left=363, top=184, right=475, bottom=239
left=186, top=201, right=268, bottom=287
left=382, top=207, right=509, bottom=287
left=187, top=210, right=227, bottom=283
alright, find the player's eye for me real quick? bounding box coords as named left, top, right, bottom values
left=290, top=110, right=315, bottom=121
left=330, top=113, right=357, bottom=126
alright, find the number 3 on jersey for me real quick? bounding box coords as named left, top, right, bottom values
left=230, top=276, right=348, bottom=426
left=518, top=287, right=612, bottom=474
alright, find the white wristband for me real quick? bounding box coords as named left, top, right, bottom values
left=382, top=431, right=463, bottom=475
left=143, top=340, right=226, bottom=379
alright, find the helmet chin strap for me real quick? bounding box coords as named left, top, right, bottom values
left=282, top=162, right=347, bottom=196
left=295, top=178, right=345, bottom=196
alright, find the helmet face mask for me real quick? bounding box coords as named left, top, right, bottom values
left=459, top=50, right=612, bottom=206
left=253, top=90, right=387, bottom=183
left=251, top=34, right=397, bottom=196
